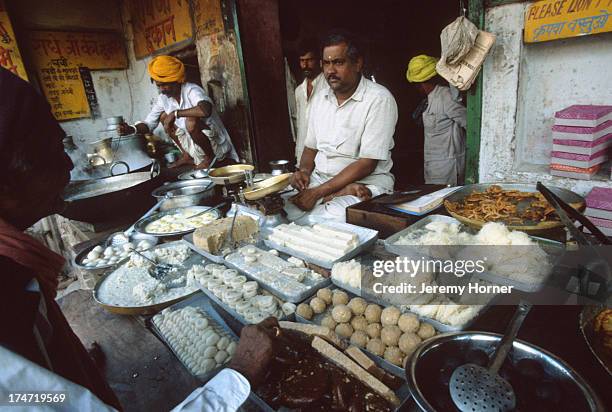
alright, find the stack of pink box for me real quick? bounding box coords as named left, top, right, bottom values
left=584, top=187, right=612, bottom=236
left=550, top=105, right=611, bottom=179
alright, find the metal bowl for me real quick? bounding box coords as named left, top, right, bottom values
left=177, top=169, right=211, bottom=180
left=208, top=164, right=255, bottom=185
left=73, top=234, right=159, bottom=272
left=406, top=331, right=604, bottom=411
left=152, top=180, right=215, bottom=211
left=134, top=205, right=221, bottom=237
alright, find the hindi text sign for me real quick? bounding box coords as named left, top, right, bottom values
left=28, top=31, right=128, bottom=121
left=0, top=0, right=28, bottom=80
left=525, top=0, right=611, bottom=43
left=130, top=0, right=194, bottom=58
left=193, top=0, right=225, bottom=38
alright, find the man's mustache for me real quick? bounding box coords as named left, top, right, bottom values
left=327, top=75, right=340, bottom=81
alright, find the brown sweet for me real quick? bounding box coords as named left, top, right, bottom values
left=296, top=303, right=313, bottom=320
left=417, top=322, right=436, bottom=340
left=366, top=323, right=382, bottom=339
left=351, top=316, right=368, bottom=332
left=310, top=297, right=327, bottom=314
left=364, top=304, right=382, bottom=323
left=332, top=304, right=352, bottom=323
left=335, top=323, right=354, bottom=339
left=366, top=338, right=386, bottom=356
left=350, top=330, right=369, bottom=348
left=380, top=307, right=401, bottom=326
left=398, top=332, right=422, bottom=356
left=398, top=313, right=420, bottom=333
left=332, top=290, right=350, bottom=306
left=381, top=325, right=402, bottom=347
left=316, top=288, right=333, bottom=305
left=348, top=297, right=367, bottom=316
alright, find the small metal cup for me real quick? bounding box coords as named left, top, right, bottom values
left=270, top=159, right=290, bottom=176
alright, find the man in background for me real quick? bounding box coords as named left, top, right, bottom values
left=294, top=38, right=325, bottom=162
left=119, top=55, right=238, bottom=169
left=407, top=55, right=467, bottom=185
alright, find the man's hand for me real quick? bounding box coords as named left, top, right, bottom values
left=162, top=111, right=176, bottom=131
left=290, top=187, right=323, bottom=211
left=117, top=122, right=134, bottom=136
left=229, top=317, right=278, bottom=388
left=194, top=155, right=212, bottom=170
left=291, top=170, right=311, bottom=191
left=323, top=183, right=372, bottom=203
left=168, top=153, right=193, bottom=168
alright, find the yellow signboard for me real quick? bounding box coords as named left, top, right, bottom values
left=130, top=0, right=194, bottom=59
left=193, top=0, right=225, bottom=38
left=0, top=0, right=28, bottom=80
left=28, top=31, right=128, bottom=121
left=525, top=0, right=611, bottom=43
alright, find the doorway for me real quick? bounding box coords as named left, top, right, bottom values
left=279, top=0, right=462, bottom=188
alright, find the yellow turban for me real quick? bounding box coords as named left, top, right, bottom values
left=148, top=55, right=185, bottom=83
left=406, top=55, right=439, bottom=83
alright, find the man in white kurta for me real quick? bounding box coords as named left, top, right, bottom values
left=294, top=39, right=326, bottom=162
left=119, top=55, right=238, bottom=169
left=285, top=32, right=398, bottom=223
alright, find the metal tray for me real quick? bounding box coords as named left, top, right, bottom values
left=224, top=245, right=331, bottom=303
left=150, top=293, right=239, bottom=382
left=295, top=286, right=441, bottom=376
left=264, top=219, right=379, bottom=269
left=182, top=233, right=254, bottom=264
left=385, top=215, right=567, bottom=293
left=384, top=214, right=464, bottom=258
left=93, top=241, right=204, bottom=315
left=199, top=283, right=293, bottom=326
left=443, top=182, right=585, bottom=233
left=134, top=206, right=221, bottom=237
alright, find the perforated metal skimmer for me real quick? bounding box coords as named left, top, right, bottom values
left=449, top=302, right=531, bottom=412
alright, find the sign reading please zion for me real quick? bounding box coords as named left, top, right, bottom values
left=130, top=0, right=194, bottom=58
left=525, top=0, right=611, bottom=43
left=28, top=31, right=127, bottom=121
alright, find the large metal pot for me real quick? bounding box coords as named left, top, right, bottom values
left=406, top=331, right=604, bottom=411
left=61, top=163, right=162, bottom=223
left=151, top=179, right=215, bottom=211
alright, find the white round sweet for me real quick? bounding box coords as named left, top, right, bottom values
left=217, top=337, right=230, bottom=350
left=203, top=346, right=218, bottom=358
left=215, top=350, right=229, bottom=364
left=206, top=333, right=220, bottom=346
left=226, top=342, right=237, bottom=356
left=103, top=247, right=114, bottom=257
left=201, top=359, right=216, bottom=373
left=245, top=255, right=257, bottom=264
left=122, top=242, right=135, bottom=251
left=87, top=250, right=99, bottom=260
left=93, top=245, right=104, bottom=253
left=268, top=249, right=279, bottom=256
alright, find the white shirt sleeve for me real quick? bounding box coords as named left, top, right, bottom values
left=358, top=92, right=398, bottom=161
left=0, top=346, right=117, bottom=412
left=171, top=369, right=251, bottom=412
left=186, top=84, right=213, bottom=107
left=0, top=346, right=250, bottom=412
left=139, top=95, right=166, bottom=132
left=303, top=98, right=318, bottom=150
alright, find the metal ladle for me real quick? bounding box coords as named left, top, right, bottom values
left=449, top=302, right=532, bottom=412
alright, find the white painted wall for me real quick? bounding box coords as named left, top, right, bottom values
left=480, top=3, right=612, bottom=196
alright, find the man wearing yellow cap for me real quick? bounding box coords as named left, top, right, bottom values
left=407, top=55, right=466, bottom=185
left=119, top=55, right=238, bottom=169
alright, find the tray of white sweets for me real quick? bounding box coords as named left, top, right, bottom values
left=93, top=241, right=205, bottom=315
left=188, top=261, right=297, bottom=324
left=264, top=219, right=378, bottom=269
left=150, top=293, right=238, bottom=382
left=294, top=286, right=441, bottom=377
left=224, top=245, right=331, bottom=303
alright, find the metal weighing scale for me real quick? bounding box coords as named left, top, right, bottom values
left=208, top=165, right=293, bottom=231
